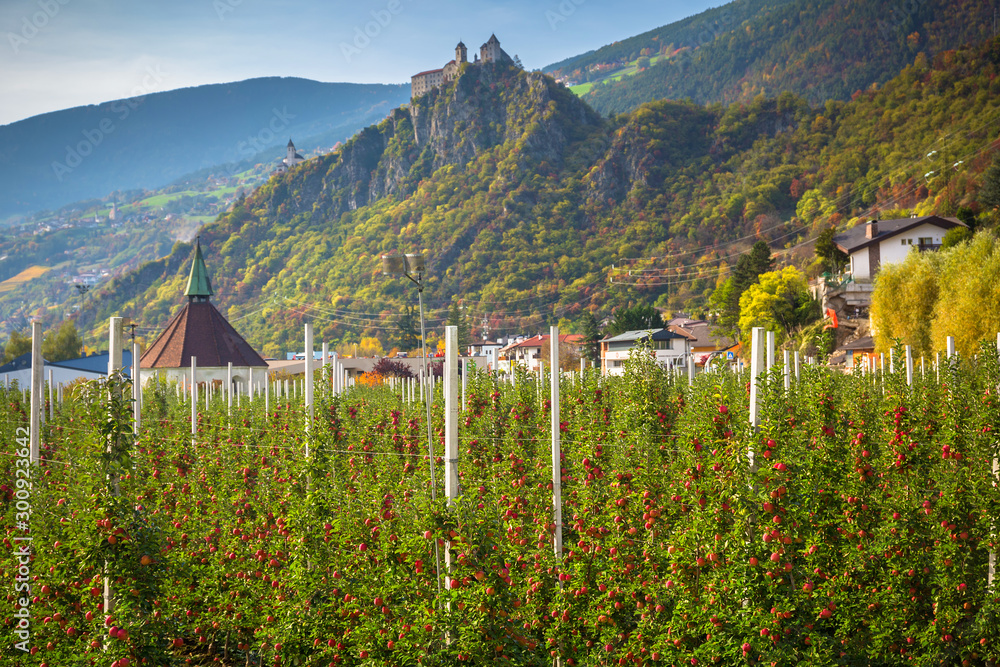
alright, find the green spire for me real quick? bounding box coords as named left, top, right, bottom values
left=184, top=236, right=213, bottom=301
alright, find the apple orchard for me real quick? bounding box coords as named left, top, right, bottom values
left=2, top=343, right=1000, bottom=666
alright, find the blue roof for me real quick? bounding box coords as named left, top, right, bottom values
left=50, top=351, right=134, bottom=378
left=0, top=352, right=43, bottom=374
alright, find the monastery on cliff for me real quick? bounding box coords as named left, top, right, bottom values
left=411, top=34, right=512, bottom=99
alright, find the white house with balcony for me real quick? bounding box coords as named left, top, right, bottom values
left=600, top=328, right=690, bottom=376
left=834, top=215, right=965, bottom=281
left=815, top=215, right=967, bottom=316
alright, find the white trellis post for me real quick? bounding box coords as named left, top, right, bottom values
left=687, top=353, right=695, bottom=387
left=550, top=326, right=563, bottom=562
left=766, top=331, right=775, bottom=370
left=265, top=372, right=270, bottom=414
left=794, top=351, right=800, bottom=383
left=889, top=349, right=895, bottom=375
left=29, top=321, right=42, bottom=465
left=905, top=346, right=913, bottom=387
left=322, top=341, right=329, bottom=392
left=48, top=368, right=54, bottom=422
left=749, top=327, right=766, bottom=432
left=227, top=362, right=233, bottom=418
left=461, top=356, right=468, bottom=412
left=783, top=350, right=790, bottom=392
left=190, top=356, right=198, bottom=445
left=105, top=316, right=124, bottom=616
left=444, top=327, right=460, bottom=593
left=133, top=342, right=141, bottom=435
left=304, top=323, right=314, bottom=452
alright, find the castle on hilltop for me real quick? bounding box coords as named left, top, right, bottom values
left=411, top=34, right=512, bottom=100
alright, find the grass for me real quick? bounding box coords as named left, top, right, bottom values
left=0, top=265, right=50, bottom=293
left=567, top=52, right=670, bottom=97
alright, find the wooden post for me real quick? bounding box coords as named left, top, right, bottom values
left=748, top=327, right=766, bottom=431
left=550, top=326, right=563, bottom=561
left=783, top=350, right=790, bottom=392
left=29, top=322, right=42, bottom=465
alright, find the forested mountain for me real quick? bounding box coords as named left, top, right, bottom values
left=546, top=0, right=996, bottom=115
left=0, top=78, right=409, bottom=218
left=78, top=36, right=1000, bottom=357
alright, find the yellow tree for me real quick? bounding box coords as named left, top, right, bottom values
left=738, top=266, right=816, bottom=351
left=931, top=233, right=1000, bottom=356
left=869, top=250, right=940, bottom=358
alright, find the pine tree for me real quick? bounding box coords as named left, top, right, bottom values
left=580, top=312, right=601, bottom=366
left=446, top=303, right=473, bottom=349
left=394, top=305, right=419, bottom=352
left=980, top=156, right=1000, bottom=210
left=815, top=228, right=848, bottom=273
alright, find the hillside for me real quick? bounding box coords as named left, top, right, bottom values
left=0, top=78, right=410, bottom=219
left=546, top=0, right=996, bottom=115
left=76, top=37, right=1000, bottom=357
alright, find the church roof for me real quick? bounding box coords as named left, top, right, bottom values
left=139, top=301, right=267, bottom=369
left=457, top=40, right=466, bottom=48
left=487, top=33, right=500, bottom=44
left=184, top=237, right=213, bottom=299
left=142, top=235, right=267, bottom=369
left=287, top=138, right=295, bottom=148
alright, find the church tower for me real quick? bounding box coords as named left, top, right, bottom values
left=456, top=41, right=467, bottom=64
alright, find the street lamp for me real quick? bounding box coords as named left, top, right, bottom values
left=381, top=252, right=442, bottom=596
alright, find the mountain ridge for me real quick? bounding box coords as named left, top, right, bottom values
left=0, top=77, right=410, bottom=219
left=72, top=35, right=1000, bottom=356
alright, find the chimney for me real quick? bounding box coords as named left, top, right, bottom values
left=865, top=219, right=878, bottom=239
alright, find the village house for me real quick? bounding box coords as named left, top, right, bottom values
left=815, top=215, right=967, bottom=315
left=497, top=333, right=583, bottom=373
left=600, top=328, right=690, bottom=376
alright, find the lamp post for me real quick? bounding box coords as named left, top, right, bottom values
left=382, top=252, right=442, bottom=596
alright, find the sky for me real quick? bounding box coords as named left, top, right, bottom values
left=0, top=0, right=722, bottom=126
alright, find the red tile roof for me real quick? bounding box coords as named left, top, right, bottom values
left=140, top=301, right=267, bottom=369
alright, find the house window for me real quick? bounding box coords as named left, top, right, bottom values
left=918, top=237, right=933, bottom=246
